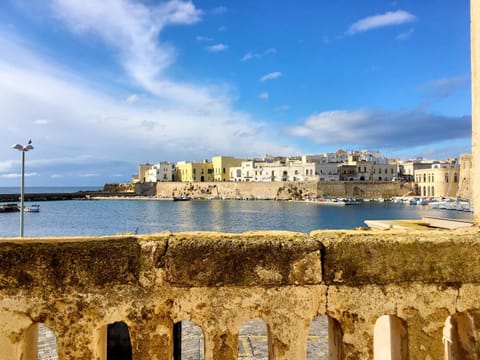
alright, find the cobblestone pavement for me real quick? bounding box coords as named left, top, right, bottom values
left=38, top=324, right=58, bottom=360
left=37, top=316, right=328, bottom=359
left=181, top=316, right=328, bottom=360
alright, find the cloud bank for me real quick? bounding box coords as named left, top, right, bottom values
left=286, top=109, right=470, bottom=150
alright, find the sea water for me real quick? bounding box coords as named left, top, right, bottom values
left=0, top=198, right=473, bottom=238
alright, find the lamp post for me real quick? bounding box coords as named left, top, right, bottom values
left=12, top=141, right=34, bottom=237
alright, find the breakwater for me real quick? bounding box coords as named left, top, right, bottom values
left=0, top=191, right=125, bottom=203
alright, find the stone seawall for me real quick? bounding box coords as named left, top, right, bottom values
left=154, top=181, right=412, bottom=199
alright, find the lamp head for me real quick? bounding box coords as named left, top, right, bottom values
left=12, top=144, right=23, bottom=151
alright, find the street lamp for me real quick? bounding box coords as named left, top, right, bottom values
left=12, top=141, right=34, bottom=237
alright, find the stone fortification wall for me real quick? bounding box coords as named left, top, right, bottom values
left=154, top=181, right=410, bottom=199
left=317, top=181, right=413, bottom=199
left=155, top=181, right=318, bottom=199
left=1, top=229, right=480, bottom=359
left=103, top=183, right=136, bottom=193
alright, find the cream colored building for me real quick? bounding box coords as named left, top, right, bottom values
left=414, top=162, right=460, bottom=197
left=132, top=163, right=153, bottom=183
left=176, top=160, right=214, bottom=182
left=212, top=156, right=244, bottom=182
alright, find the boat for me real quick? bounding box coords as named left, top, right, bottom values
left=25, top=204, right=40, bottom=213
left=172, top=196, right=191, bottom=201
left=0, top=203, right=20, bottom=213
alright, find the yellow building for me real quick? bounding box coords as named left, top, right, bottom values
left=414, top=163, right=460, bottom=197
left=176, top=160, right=214, bottom=182
left=212, top=156, right=244, bottom=181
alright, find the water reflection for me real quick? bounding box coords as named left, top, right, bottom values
left=0, top=199, right=473, bottom=237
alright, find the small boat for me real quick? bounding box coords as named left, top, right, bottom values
left=24, top=204, right=40, bottom=213
left=172, top=196, right=191, bottom=201
left=0, top=203, right=20, bottom=213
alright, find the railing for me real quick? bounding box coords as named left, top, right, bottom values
left=0, top=229, right=479, bottom=359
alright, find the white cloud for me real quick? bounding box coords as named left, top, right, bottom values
left=260, top=72, right=282, bottom=82
left=419, top=75, right=470, bottom=99
left=196, top=35, right=213, bottom=42
left=126, top=94, right=141, bottom=103
left=259, top=92, right=269, bottom=100
left=205, top=43, right=228, bottom=52
left=34, top=119, right=49, bottom=125
left=218, top=25, right=226, bottom=32
left=0, top=26, right=298, bottom=185
left=210, top=6, right=227, bottom=15
left=264, top=48, right=277, bottom=55
left=241, top=48, right=277, bottom=62
left=0, top=172, right=37, bottom=178
left=241, top=52, right=258, bottom=62
left=50, top=0, right=212, bottom=108
left=347, top=10, right=416, bottom=35
left=285, top=109, right=470, bottom=150
left=396, top=28, right=414, bottom=40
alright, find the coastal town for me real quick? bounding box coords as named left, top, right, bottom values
left=131, top=149, right=472, bottom=201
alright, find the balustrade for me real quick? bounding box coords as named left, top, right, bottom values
left=0, top=230, right=479, bottom=359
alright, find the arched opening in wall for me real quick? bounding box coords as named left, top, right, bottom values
left=238, top=318, right=269, bottom=359
left=307, top=316, right=343, bottom=360
left=373, top=315, right=408, bottom=360
left=172, top=320, right=205, bottom=360
left=443, top=312, right=477, bottom=359
left=107, top=321, right=132, bottom=360
left=23, top=323, right=59, bottom=360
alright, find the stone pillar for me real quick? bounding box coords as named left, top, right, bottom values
left=0, top=312, right=35, bottom=360
left=268, top=318, right=309, bottom=360
left=472, top=0, right=480, bottom=224
left=205, top=329, right=237, bottom=360
left=129, top=322, right=172, bottom=360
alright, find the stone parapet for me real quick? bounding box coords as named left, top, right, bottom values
left=0, top=230, right=480, bottom=359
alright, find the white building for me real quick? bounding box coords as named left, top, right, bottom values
left=315, top=163, right=340, bottom=181
left=145, top=162, right=176, bottom=182
left=230, top=158, right=316, bottom=182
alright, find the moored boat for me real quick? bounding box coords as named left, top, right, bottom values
left=0, top=203, right=20, bottom=213
left=24, top=204, right=40, bottom=212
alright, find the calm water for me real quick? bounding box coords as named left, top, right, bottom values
left=0, top=198, right=473, bottom=238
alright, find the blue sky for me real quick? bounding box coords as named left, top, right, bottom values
left=0, top=0, right=472, bottom=186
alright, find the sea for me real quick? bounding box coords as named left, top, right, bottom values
left=0, top=186, right=474, bottom=238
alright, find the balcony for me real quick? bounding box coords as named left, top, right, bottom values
left=0, top=229, right=479, bottom=359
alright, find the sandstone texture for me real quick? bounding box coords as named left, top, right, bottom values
left=0, top=229, right=480, bottom=359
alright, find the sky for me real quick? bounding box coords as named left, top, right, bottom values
left=0, top=0, right=472, bottom=186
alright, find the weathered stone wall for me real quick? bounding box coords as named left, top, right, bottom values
left=155, top=181, right=318, bottom=199
left=154, top=181, right=410, bottom=199
left=316, top=181, right=413, bottom=199
left=1, top=229, right=480, bottom=359
left=103, top=183, right=136, bottom=193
